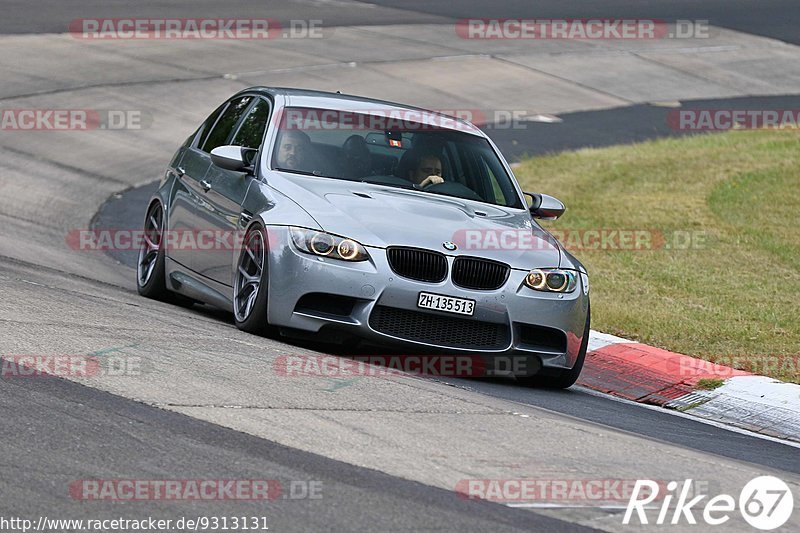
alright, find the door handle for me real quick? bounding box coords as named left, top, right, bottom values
left=200, top=179, right=212, bottom=192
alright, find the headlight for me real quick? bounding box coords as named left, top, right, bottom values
left=290, top=227, right=369, bottom=262
left=524, top=268, right=578, bottom=293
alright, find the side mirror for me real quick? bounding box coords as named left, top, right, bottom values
left=525, top=192, right=566, bottom=220
left=210, top=145, right=255, bottom=172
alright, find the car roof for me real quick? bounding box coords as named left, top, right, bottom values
left=237, top=87, right=485, bottom=136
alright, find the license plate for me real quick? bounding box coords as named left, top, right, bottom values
left=417, top=292, right=475, bottom=316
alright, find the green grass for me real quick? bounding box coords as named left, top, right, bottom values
left=514, top=130, right=800, bottom=382
left=696, top=378, right=725, bottom=391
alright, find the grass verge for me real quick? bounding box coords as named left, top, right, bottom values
left=514, top=130, right=800, bottom=382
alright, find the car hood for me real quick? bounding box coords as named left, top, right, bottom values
left=269, top=172, right=562, bottom=269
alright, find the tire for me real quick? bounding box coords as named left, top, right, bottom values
left=136, top=202, right=170, bottom=300
left=233, top=224, right=271, bottom=335
left=518, top=303, right=591, bottom=389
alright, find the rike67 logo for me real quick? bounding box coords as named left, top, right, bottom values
left=624, top=476, right=794, bottom=529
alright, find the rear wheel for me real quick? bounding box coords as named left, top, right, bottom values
left=136, top=202, right=170, bottom=300
left=518, top=304, right=591, bottom=389
left=233, top=224, right=271, bottom=335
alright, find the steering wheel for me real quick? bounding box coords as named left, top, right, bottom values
left=422, top=181, right=484, bottom=202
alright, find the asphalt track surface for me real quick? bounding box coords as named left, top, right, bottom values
left=1, top=371, right=583, bottom=532
left=2, top=0, right=799, bottom=45
left=364, top=0, right=800, bottom=46
left=478, top=94, right=800, bottom=160
left=3, top=1, right=800, bottom=532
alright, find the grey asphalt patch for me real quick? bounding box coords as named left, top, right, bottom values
left=90, top=184, right=157, bottom=269
left=435, top=378, right=800, bottom=475
left=0, top=0, right=449, bottom=35
left=0, top=365, right=590, bottom=532
left=485, top=94, right=800, bottom=160
left=4, top=1, right=800, bottom=46
left=361, top=0, right=800, bottom=45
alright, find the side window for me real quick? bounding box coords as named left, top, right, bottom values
left=195, top=103, right=227, bottom=149
left=483, top=159, right=506, bottom=204
left=477, top=149, right=519, bottom=207
left=201, top=96, right=252, bottom=153
left=230, top=99, right=271, bottom=149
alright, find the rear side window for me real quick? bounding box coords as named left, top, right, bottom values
left=201, top=96, right=252, bottom=153
left=230, top=99, right=271, bottom=149
left=194, top=103, right=226, bottom=149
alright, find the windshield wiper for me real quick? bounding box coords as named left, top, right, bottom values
left=360, top=178, right=416, bottom=190
left=274, top=167, right=329, bottom=178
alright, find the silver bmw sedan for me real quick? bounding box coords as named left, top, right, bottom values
left=137, top=87, right=590, bottom=388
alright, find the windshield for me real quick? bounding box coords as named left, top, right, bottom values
left=270, top=107, right=523, bottom=208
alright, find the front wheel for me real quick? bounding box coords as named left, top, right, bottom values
left=233, top=224, right=271, bottom=335
left=518, top=304, right=590, bottom=389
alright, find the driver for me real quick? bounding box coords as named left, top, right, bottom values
left=275, top=130, right=319, bottom=172
left=406, top=151, right=445, bottom=188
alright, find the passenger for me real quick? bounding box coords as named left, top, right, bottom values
left=342, top=134, right=372, bottom=178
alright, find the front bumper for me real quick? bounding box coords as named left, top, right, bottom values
left=265, top=226, right=589, bottom=371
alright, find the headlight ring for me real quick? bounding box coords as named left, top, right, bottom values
left=290, top=227, right=370, bottom=262
left=524, top=268, right=577, bottom=293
